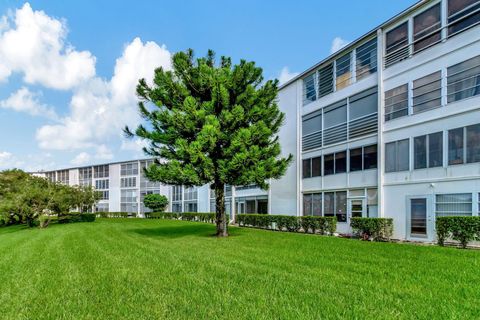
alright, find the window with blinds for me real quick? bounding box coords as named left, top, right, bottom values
left=413, top=71, right=442, bottom=113
left=356, top=38, right=377, bottom=81
left=436, top=193, right=473, bottom=217
left=385, top=84, right=408, bottom=121
left=447, top=55, right=480, bottom=103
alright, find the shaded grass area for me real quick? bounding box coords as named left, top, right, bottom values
left=0, top=218, right=479, bottom=319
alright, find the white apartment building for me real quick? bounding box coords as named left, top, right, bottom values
left=35, top=0, right=480, bottom=241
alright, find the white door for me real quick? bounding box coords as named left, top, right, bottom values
left=407, top=196, right=433, bottom=240
left=348, top=198, right=365, bottom=222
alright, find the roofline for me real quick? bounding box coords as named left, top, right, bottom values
left=30, top=157, right=156, bottom=174
left=278, top=0, right=428, bottom=90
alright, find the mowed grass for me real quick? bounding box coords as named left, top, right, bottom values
left=0, top=219, right=479, bottom=319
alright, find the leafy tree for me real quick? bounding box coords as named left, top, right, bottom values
left=125, top=50, right=292, bottom=236
left=143, top=194, right=169, bottom=212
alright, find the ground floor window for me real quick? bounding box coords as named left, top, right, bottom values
left=95, top=203, right=109, bottom=212
left=435, top=193, right=472, bottom=217
left=324, top=191, right=347, bottom=222
left=209, top=198, right=232, bottom=215
left=236, top=196, right=268, bottom=214
left=303, top=193, right=322, bottom=216
left=172, top=202, right=182, bottom=212
left=184, top=201, right=198, bottom=213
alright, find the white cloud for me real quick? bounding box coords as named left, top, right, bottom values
left=36, top=37, right=172, bottom=151
left=71, top=152, right=90, bottom=165
left=95, top=145, right=114, bottom=160
left=0, top=87, right=58, bottom=120
left=0, top=3, right=95, bottom=89
left=330, top=37, right=350, bottom=54
left=278, top=67, right=299, bottom=85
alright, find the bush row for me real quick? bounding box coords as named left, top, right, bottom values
left=146, top=212, right=229, bottom=224
left=436, top=216, right=480, bottom=248
left=350, top=217, right=393, bottom=241
left=237, top=214, right=337, bottom=235
left=96, top=212, right=133, bottom=218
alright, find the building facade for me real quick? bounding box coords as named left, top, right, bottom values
left=34, top=0, right=480, bottom=241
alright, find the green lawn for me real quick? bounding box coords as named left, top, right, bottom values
left=0, top=219, right=478, bottom=319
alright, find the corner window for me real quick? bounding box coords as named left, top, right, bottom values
left=413, top=4, right=442, bottom=53
left=448, top=0, right=480, bottom=36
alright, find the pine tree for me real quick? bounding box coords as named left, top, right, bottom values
left=125, top=50, right=292, bottom=237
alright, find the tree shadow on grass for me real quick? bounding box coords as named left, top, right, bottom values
left=0, top=224, right=31, bottom=235
left=129, top=223, right=245, bottom=239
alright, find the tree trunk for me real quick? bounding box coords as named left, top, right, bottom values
left=215, top=183, right=228, bottom=237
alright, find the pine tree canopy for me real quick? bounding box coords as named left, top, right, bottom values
left=125, top=49, right=292, bottom=191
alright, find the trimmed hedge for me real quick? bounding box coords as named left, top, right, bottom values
left=237, top=214, right=337, bottom=235
left=436, top=216, right=480, bottom=248
left=146, top=212, right=229, bottom=224
left=350, top=217, right=393, bottom=241
left=97, top=212, right=133, bottom=218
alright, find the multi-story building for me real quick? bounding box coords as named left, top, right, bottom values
left=34, top=0, right=480, bottom=241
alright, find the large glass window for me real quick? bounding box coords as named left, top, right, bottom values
left=447, top=55, right=480, bottom=103
left=303, top=193, right=322, bottom=216
left=385, top=139, right=410, bottom=172
left=311, top=157, right=322, bottom=177
left=412, top=71, right=442, bottom=113
left=336, top=191, right=347, bottom=223
left=324, top=102, right=347, bottom=128
left=385, top=84, right=408, bottom=121
left=302, top=112, right=322, bottom=136
left=466, top=123, right=480, bottom=163
left=429, top=132, right=444, bottom=168
left=414, top=135, right=427, bottom=169
left=364, top=145, right=378, bottom=170
left=121, top=162, right=138, bottom=176
left=302, top=159, right=311, bottom=179
left=448, top=0, right=480, bottom=36
left=336, top=53, right=351, bottom=90
left=385, top=22, right=409, bottom=67
left=303, top=73, right=317, bottom=105
left=318, top=63, right=334, bottom=98
left=413, top=4, right=442, bottom=53
left=94, top=165, right=109, bottom=178
left=448, top=127, right=465, bottom=165
left=436, top=193, right=473, bottom=217
left=356, top=38, right=377, bottom=81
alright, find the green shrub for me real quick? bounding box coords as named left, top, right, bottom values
left=146, top=212, right=223, bottom=224
left=350, top=218, right=393, bottom=241
left=436, top=216, right=480, bottom=248
left=96, top=212, right=130, bottom=218
left=237, top=214, right=337, bottom=235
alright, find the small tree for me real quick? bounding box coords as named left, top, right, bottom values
left=125, top=50, right=292, bottom=237
left=143, top=194, right=169, bottom=212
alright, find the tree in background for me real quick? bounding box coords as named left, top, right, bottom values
left=0, top=170, right=100, bottom=227
left=143, top=194, right=169, bottom=212
left=125, top=50, right=292, bottom=237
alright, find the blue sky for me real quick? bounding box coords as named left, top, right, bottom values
left=0, top=0, right=417, bottom=171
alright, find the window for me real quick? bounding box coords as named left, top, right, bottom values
left=302, top=159, right=311, bottom=179
left=302, top=111, right=322, bottom=151
left=436, top=193, right=473, bottom=217
left=323, top=100, right=347, bottom=146
left=172, top=185, right=182, bottom=201
left=412, top=71, right=442, bottom=113
left=121, top=189, right=137, bottom=203
left=311, top=157, right=321, bottom=177
left=349, top=148, right=363, bottom=172
left=367, top=189, right=378, bottom=218
left=385, top=139, right=410, bottom=172
left=99, top=190, right=109, bottom=200
left=414, top=135, right=427, bottom=169
left=336, top=53, right=351, bottom=90
left=172, top=203, right=182, bottom=213
left=56, top=170, right=69, bottom=184
left=364, top=145, right=378, bottom=170
left=447, top=55, right=480, bottom=103
left=448, top=0, right=480, bottom=36
left=350, top=144, right=377, bottom=172
left=448, top=127, right=465, bottom=165
left=184, top=187, right=198, bottom=201
left=121, top=177, right=136, bottom=188
left=184, top=202, right=198, bottom=213
left=318, top=63, right=334, bottom=98
left=95, top=179, right=109, bottom=190
left=303, top=73, right=317, bottom=105
left=413, top=4, right=442, bottom=53
left=94, top=165, right=109, bottom=178
left=348, top=88, right=378, bottom=139
left=356, top=38, right=377, bottom=81
left=335, top=151, right=347, bottom=174
left=385, top=22, right=409, bottom=67
left=466, top=123, right=480, bottom=163
left=96, top=203, right=109, bottom=212
left=324, top=154, right=334, bottom=175
left=385, top=84, right=408, bottom=121
left=303, top=193, right=322, bottom=216
left=121, top=162, right=138, bottom=176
